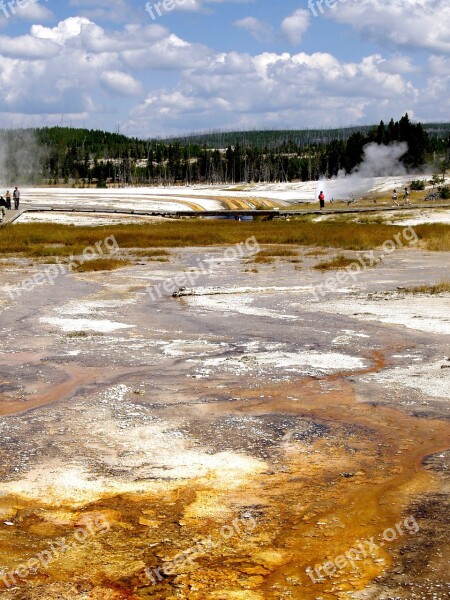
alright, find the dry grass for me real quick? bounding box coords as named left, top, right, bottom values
left=402, top=281, right=450, bottom=294
left=133, top=249, right=171, bottom=257
left=313, top=254, right=356, bottom=270
left=305, top=249, right=328, bottom=257
left=0, top=260, right=18, bottom=269
left=251, top=247, right=299, bottom=264
left=1, top=220, right=449, bottom=257
left=74, top=258, right=132, bottom=272
left=66, top=331, right=89, bottom=338
left=258, top=247, right=299, bottom=257
left=252, top=255, right=275, bottom=264
left=415, top=224, right=450, bottom=252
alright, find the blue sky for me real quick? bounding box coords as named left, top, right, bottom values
left=0, top=0, right=448, bottom=137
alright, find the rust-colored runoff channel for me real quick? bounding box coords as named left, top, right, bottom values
left=0, top=351, right=448, bottom=599
left=0, top=364, right=98, bottom=418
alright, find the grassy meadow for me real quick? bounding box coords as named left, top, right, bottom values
left=0, top=220, right=449, bottom=260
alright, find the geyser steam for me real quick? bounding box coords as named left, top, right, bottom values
left=316, top=142, right=409, bottom=201
left=0, top=129, right=46, bottom=187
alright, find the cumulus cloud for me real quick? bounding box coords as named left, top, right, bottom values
left=0, top=34, right=59, bottom=59
left=328, top=0, right=450, bottom=54
left=281, top=9, right=310, bottom=45
left=0, top=18, right=142, bottom=114
left=414, top=55, right=450, bottom=121
left=376, top=54, right=418, bottom=75
left=68, top=0, right=251, bottom=22
left=0, top=8, right=441, bottom=136
left=234, top=17, right=273, bottom=42
left=121, top=33, right=213, bottom=70
left=177, top=0, right=256, bottom=13
left=14, top=1, right=54, bottom=21
left=0, top=15, right=221, bottom=120
left=100, top=70, right=143, bottom=96
left=32, top=16, right=92, bottom=44
left=0, top=0, right=53, bottom=29
left=126, top=49, right=418, bottom=135
left=68, top=0, right=139, bottom=23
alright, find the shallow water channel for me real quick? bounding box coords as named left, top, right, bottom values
left=0, top=244, right=449, bottom=599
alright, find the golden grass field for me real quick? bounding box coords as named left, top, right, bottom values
left=1, top=220, right=449, bottom=257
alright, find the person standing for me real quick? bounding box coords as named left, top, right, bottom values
left=5, top=190, right=11, bottom=210
left=392, top=189, right=399, bottom=206
left=318, top=190, right=325, bottom=210
left=13, top=187, right=20, bottom=210
left=403, top=187, right=411, bottom=205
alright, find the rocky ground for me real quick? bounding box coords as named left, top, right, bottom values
left=0, top=240, right=449, bottom=599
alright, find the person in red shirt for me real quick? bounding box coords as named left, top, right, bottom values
left=318, top=190, right=325, bottom=209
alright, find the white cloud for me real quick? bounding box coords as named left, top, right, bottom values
left=68, top=0, right=139, bottom=23
left=100, top=70, right=143, bottom=96
left=414, top=55, right=450, bottom=121
left=122, top=33, right=213, bottom=70
left=0, top=8, right=443, bottom=136
left=328, top=0, right=450, bottom=54
left=178, top=0, right=255, bottom=12
left=234, top=17, right=272, bottom=42
left=0, top=16, right=222, bottom=118
left=0, top=34, right=59, bottom=59
left=0, top=0, right=53, bottom=29
left=126, top=49, right=418, bottom=135
left=32, top=16, right=92, bottom=44
left=68, top=0, right=251, bottom=22
left=14, top=1, right=53, bottom=21
left=281, top=9, right=310, bottom=45
left=376, top=54, right=418, bottom=75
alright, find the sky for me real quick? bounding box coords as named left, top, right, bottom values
left=0, top=0, right=448, bottom=137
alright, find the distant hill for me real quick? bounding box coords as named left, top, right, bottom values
left=161, top=123, right=450, bottom=149
left=0, top=116, right=448, bottom=185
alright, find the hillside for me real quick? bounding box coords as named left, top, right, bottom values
left=162, top=122, right=450, bottom=149
left=0, top=116, right=448, bottom=186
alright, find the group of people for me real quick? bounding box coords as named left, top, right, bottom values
left=0, top=187, right=20, bottom=222
left=392, top=187, right=411, bottom=206
left=0, top=187, right=20, bottom=210
left=318, top=187, right=412, bottom=208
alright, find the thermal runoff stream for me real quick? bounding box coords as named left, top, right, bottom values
left=0, top=240, right=449, bottom=599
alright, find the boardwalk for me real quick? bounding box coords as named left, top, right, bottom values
left=13, top=202, right=450, bottom=219
left=0, top=208, right=23, bottom=226
left=1, top=202, right=450, bottom=224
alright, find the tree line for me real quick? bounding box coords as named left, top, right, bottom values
left=1, top=115, right=449, bottom=186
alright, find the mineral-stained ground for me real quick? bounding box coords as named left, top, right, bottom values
left=0, top=243, right=449, bottom=599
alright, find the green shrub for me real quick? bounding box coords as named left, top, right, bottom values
left=410, top=180, right=426, bottom=191
left=439, top=185, right=450, bottom=199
